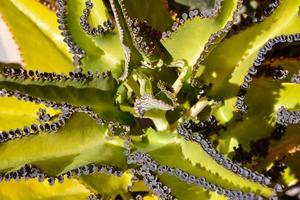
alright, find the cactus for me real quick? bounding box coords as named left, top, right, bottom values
left=0, top=0, right=299, bottom=199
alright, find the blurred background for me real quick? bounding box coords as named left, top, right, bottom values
left=0, top=17, right=21, bottom=64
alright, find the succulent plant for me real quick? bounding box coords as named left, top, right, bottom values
left=0, top=0, right=299, bottom=199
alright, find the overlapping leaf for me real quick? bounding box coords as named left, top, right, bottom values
left=0, top=0, right=73, bottom=72
left=0, top=96, right=59, bottom=130
left=79, top=172, right=132, bottom=199
left=201, top=0, right=300, bottom=100
left=0, top=113, right=126, bottom=175
left=0, top=179, right=91, bottom=200
left=0, top=70, right=133, bottom=123
left=134, top=129, right=274, bottom=199
left=162, top=0, right=240, bottom=66
left=65, top=0, right=127, bottom=77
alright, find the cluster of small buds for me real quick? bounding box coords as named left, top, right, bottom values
left=128, top=151, right=268, bottom=200
left=37, top=108, right=51, bottom=123
left=87, top=194, right=103, bottom=200
left=65, top=164, right=123, bottom=180
left=235, top=70, right=253, bottom=112
left=75, top=106, right=130, bottom=135
left=127, top=151, right=175, bottom=199
left=127, top=18, right=158, bottom=56
left=108, top=121, right=131, bottom=136
left=50, top=165, right=118, bottom=185
left=177, top=121, right=273, bottom=186
left=235, top=34, right=300, bottom=113
left=233, top=136, right=279, bottom=164
left=0, top=163, right=122, bottom=186
left=291, top=70, right=300, bottom=83
left=257, top=0, right=280, bottom=20
left=271, top=123, right=287, bottom=140
left=245, top=64, right=288, bottom=81
left=0, top=107, right=72, bottom=144
left=41, top=109, right=72, bottom=132
left=124, top=138, right=133, bottom=156
left=38, top=0, right=57, bottom=11
left=68, top=68, right=112, bottom=81
left=232, top=144, right=253, bottom=164
left=226, top=16, right=254, bottom=39
left=250, top=64, right=289, bottom=81
left=273, top=183, right=285, bottom=193
left=72, top=105, right=130, bottom=136
left=80, top=0, right=114, bottom=37
left=134, top=94, right=173, bottom=117
left=128, top=153, right=175, bottom=200
left=157, top=80, right=178, bottom=107
left=134, top=167, right=174, bottom=200
left=226, top=0, right=280, bottom=38
left=264, top=159, right=287, bottom=182
left=0, top=126, right=32, bottom=143
left=233, top=107, right=299, bottom=163
left=277, top=106, right=300, bottom=126
left=267, top=67, right=288, bottom=80
left=2, top=67, right=31, bottom=79
left=0, top=88, right=65, bottom=110
left=56, top=0, right=85, bottom=66
left=177, top=116, right=223, bottom=137
left=1, top=66, right=112, bottom=83
left=128, top=18, right=161, bottom=40
left=162, top=0, right=224, bottom=39
left=253, top=34, right=300, bottom=67
left=191, top=0, right=243, bottom=81
left=236, top=66, right=288, bottom=112
left=0, top=164, right=47, bottom=183
left=231, top=107, right=300, bottom=181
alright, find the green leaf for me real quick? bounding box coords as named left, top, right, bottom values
left=0, top=179, right=91, bottom=200
left=158, top=174, right=210, bottom=200
left=201, top=0, right=300, bottom=99
left=134, top=129, right=274, bottom=198
left=79, top=172, right=132, bottom=198
left=65, top=0, right=128, bottom=78
left=162, top=0, right=241, bottom=66
left=264, top=65, right=300, bottom=158
left=120, top=71, right=174, bottom=130
left=202, top=0, right=300, bottom=154
left=215, top=60, right=300, bottom=153
left=217, top=80, right=300, bottom=154
left=0, top=73, right=132, bottom=123
left=86, top=0, right=109, bottom=25
left=0, top=96, right=59, bottom=130
left=110, top=0, right=146, bottom=80
left=0, top=113, right=126, bottom=175
left=0, top=0, right=73, bottom=72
